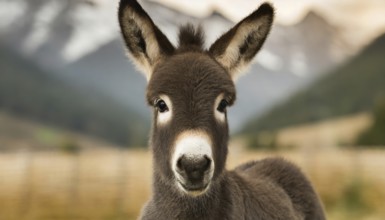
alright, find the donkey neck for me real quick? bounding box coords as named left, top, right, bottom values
left=151, top=171, right=236, bottom=219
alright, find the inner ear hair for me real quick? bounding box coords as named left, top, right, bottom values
left=209, top=3, right=274, bottom=80
left=118, top=0, right=175, bottom=80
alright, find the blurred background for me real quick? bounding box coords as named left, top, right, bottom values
left=1, top=0, right=385, bottom=219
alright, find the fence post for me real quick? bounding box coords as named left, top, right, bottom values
left=116, top=148, right=128, bottom=220
left=19, top=150, right=34, bottom=220
left=69, top=151, right=81, bottom=219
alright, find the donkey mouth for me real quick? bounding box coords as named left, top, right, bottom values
left=177, top=179, right=210, bottom=196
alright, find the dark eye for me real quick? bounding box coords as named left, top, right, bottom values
left=155, top=99, right=169, bottom=113
left=217, top=99, right=228, bottom=113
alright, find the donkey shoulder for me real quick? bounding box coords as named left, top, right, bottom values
left=234, top=157, right=325, bottom=220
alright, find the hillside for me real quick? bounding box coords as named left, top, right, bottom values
left=242, top=33, right=385, bottom=135
left=0, top=46, right=149, bottom=146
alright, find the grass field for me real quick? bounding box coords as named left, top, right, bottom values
left=0, top=148, right=384, bottom=220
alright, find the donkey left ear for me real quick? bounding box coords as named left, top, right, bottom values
left=209, top=3, right=274, bottom=80
left=118, top=0, right=175, bottom=81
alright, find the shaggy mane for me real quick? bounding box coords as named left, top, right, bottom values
left=178, top=24, right=205, bottom=50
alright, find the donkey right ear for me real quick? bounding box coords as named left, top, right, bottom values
left=118, top=0, right=175, bottom=80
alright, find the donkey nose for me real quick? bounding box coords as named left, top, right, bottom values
left=177, top=155, right=211, bottom=180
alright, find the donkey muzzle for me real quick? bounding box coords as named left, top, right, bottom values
left=172, top=131, right=214, bottom=196
left=176, top=155, right=212, bottom=191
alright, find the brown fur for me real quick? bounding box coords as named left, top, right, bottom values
left=118, top=0, right=326, bottom=219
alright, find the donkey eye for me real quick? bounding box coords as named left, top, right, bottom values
left=155, top=99, right=169, bottom=113
left=217, top=99, right=228, bottom=113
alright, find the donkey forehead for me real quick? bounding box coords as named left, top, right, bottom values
left=147, top=53, right=236, bottom=99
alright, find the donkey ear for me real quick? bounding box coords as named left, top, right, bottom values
left=118, top=0, right=175, bottom=80
left=209, top=3, right=274, bottom=80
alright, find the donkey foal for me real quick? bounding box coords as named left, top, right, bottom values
left=118, top=0, right=326, bottom=219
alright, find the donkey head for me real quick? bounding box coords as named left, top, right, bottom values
left=118, top=0, right=274, bottom=197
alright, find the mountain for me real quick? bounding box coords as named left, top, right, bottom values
left=241, top=33, right=385, bottom=134
left=0, top=0, right=355, bottom=131
left=64, top=39, right=149, bottom=115
left=0, top=45, right=149, bottom=146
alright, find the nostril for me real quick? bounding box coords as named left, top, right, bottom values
left=202, top=155, right=211, bottom=171
left=177, top=156, right=185, bottom=171
left=195, top=155, right=210, bottom=172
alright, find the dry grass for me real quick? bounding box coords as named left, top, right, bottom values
left=0, top=149, right=151, bottom=220
left=275, top=113, right=372, bottom=149
left=0, top=148, right=385, bottom=220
